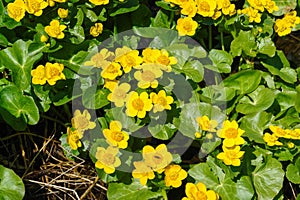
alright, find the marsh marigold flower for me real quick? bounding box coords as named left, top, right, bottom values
left=217, top=120, right=245, bottom=147
left=45, top=19, right=67, bottom=39
left=71, top=109, right=96, bottom=132
left=269, top=125, right=289, bottom=138
left=31, top=65, right=47, bottom=85
left=274, top=11, right=300, bottom=36
left=115, top=47, right=143, bottom=73
left=217, top=0, right=236, bottom=16
left=217, top=145, right=245, bottom=166
left=126, top=91, right=153, bottom=118
left=180, top=0, right=197, bottom=17
left=24, top=0, right=48, bottom=16
left=196, top=0, right=216, bottom=17
left=286, top=129, right=300, bottom=140
left=143, top=144, right=173, bottom=173
left=89, top=0, right=109, bottom=6
left=182, top=182, right=219, bottom=200
left=44, top=62, right=66, bottom=85
left=132, top=161, right=155, bottom=186
left=156, top=49, right=177, bottom=71
left=196, top=116, right=218, bottom=132
left=107, top=83, right=131, bottom=107
left=150, top=90, right=174, bottom=113
left=263, top=133, right=283, bottom=146
left=84, top=48, right=115, bottom=69
left=95, top=146, right=121, bottom=174
left=40, top=34, right=48, bottom=42
left=263, top=0, right=278, bottom=13
left=134, top=64, right=163, bottom=89
left=103, top=121, right=129, bottom=149
left=104, top=79, right=118, bottom=92
left=247, top=0, right=264, bottom=12
left=67, top=127, right=83, bottom=150
left=241, top=7, right=262, bottom=23
left=142, top=48, right=161, bottom=63
left=164, top=164, right=187, bottom=188
left=58, top=8, right=68, bottom=18
left=7, top=0, right=26, bottom=22
left=90, top=23, right=103, bottom=37
left=176, top=17, right=198, bottom=36
left=101, top=62, right=122, bottom=80
left=48, top=0, right=66, bottom=6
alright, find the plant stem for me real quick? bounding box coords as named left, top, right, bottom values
left=220, top=31, right=225, bottom=51
left=162, top=189, right=168, bottom=200
left=208, top=25, right=213, bottom=50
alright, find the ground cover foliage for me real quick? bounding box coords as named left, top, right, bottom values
left=1, top=0, right=300, bottom=199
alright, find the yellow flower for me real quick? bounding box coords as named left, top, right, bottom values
left=71, top=109, right=96, bottom=132
left=115, top=47, right=143, bottom=73
left=104, top=79, right=118, bottom=92
left=24, top=0, right=48, bottom=16
left=217, top=0, right=236, bottom=16
left=134, top=64, right=163, bottom=89
left=164, top=164, right=187, bottom=188
left=247, top=0, right=264, bottom=12
left=288, top=142, right=295, bottom=149
left=48, top=0, right=65, bottom=6
left=142, top=48, right=161, bottom=63
left=101, top=62, right=122, bottom=80
left=196, top=116, right=218, bottom=132
left=263, top=0, right=278, bottom=13
left=286, top=129, right=300, bottom=140
left=44, top=62, right=66, bottom=85
left=107, top=83, right=131, bottom=107
left=89, top=0, right=109, bottom=6
left=156, top=49, right=177, bottom=71
left=67, top=127, right=84, bottom=150
left=132, top=161, right=155, bottom=186
left=84, top=49, right=115, bottom=69
left=58, top=8, right=68, bottom=18
left=150, top=90, right=174, bottom=113
left=7, top=0, right=26, bottom=22
left=217, top=145, right=245, bottom=166
left=126, top=91, right=153, bottom=118
left=182, top=182, right=219, bottom=200
left=95, top=146, right=121, bottom=174
left=31, top=65, right=47, bottom=85
left=263, top=133, right=283, bottom=146
left=195, top=132, right=202, bottom=138
left=40, top=34, right=48, bottom=42
left=143, top=144, right=173, bottom=173
left=241, top=7, right=261, bottom=23
left=45, top=19, right=67, bottom=39
left=180, top=0, right=197, bottom=17
left=103, top=120, right=129, bottom=149
left=269, top=125, right=289, bottom=138
left=90, top=23, right=103, bottom=37
left=274, top=11, right=300, bottom=36
left=217, top=120, right=245, bottom=147
left=176, top=17, right=198, bottom=36
left=196, top=0, right=216, bottom=17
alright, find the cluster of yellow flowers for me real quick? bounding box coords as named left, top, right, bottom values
left=196, top=116, right=245, bottom=166
left=132, top=144, right=188, bottom=188
left=238, top=0, right=278, bottom=23
left=274, top=11, right=300, bottom=36
left=31, top=62, right=66, bottom=85
left=84, top=46, right=177, bottom=118
left=6, top=0, right=66, bottom=22
left=182, top=182, right=219, bottom=200
left=67, top=109, right=96, bottom=150
left=263, top=125, right=300, bottom=147
left=165, top=0, right=236, bottom=36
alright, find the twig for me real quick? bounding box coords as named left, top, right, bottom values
left=80, top=176, right=99, bottom=200
left=289, top=181, right=297, bottom=199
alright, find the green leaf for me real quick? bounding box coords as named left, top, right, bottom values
left=0, top=40, right=45, bottom=90
left=151, top=10, right=170, bottom=28
left=295, top=85, right=300, bottom=113
left=240, top=111, right=272, bottom=143
left=206, top=49, right=233, bottom=73
left=257, top=38, right=276, bottom=57
left=69, top=25, right=85, bottom=44
left=82, top=88, right=110, bottom=109
left=230, top=30, right=257, bottom=57
left=33, top=85, right=51, bottom=112
left=252, top=156, right=285, bottom=200
left=236, top=176, right=255, bottom=200
left=85, top=9, right=98, bottom=22
left=0, top=107, right=26, bottom=131
left=188, top=163, right=219, bottom=188
left=107, top=182, right=163, bottom=200
left=0, top=33, right=8, bottom=47
left=286, top=157, right=300, bottom=184
left=175, top=60, right=204, bottom=82
left=222, top=70, right=262, bottom=94
left=275, top=89, right=297, bottom=111
left=59, top=134, right=80, bottom=160
left=0, top=85, right=39, bottom=125
left=155, top=1, right=179, bottom=11
left=236, top=86, right=275, bottom=114
left=272, top=0, right=297, bottom=16
left=0, top=0, right=21, bottom=30
left=148, top=122, right=176, bottom=140
left=110, top=0, right=140, bottom=17
left=200, top=85, right=236, bottom=102
left=0, top=165, right=25, bottom=200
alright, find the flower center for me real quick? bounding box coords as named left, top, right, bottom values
left=31, top=1, right=39, bottom=11
left=106, top=64, right=118, bottom=73
left=200, top=2, right=210, bottom=12
left=112, top=131, right=124, bottom=142
left=224, top=128, right=238, bottom=138
left=103, top=153, right=116, bottom=165
left=169, top=171, right=179, bottom=180
left=114, top=89, right=127, bottom=99
left=196, top=191, right=207, bottom=200
left=157, top=55, right=170, bottom=66
left=50, top=67, right=59, bottom=77
left=141, top=70, right=155, bottom=82
left=126, top=55, right=136, bottom=66
left=76, top=116, right=89, bottom=129
left=132, top=98, right=144, bottom=111
left=183, top=21, right=193, bottom=31
left=157, top=97, right=167, bottom=106
left=152, top=153, right=163, bottom=164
